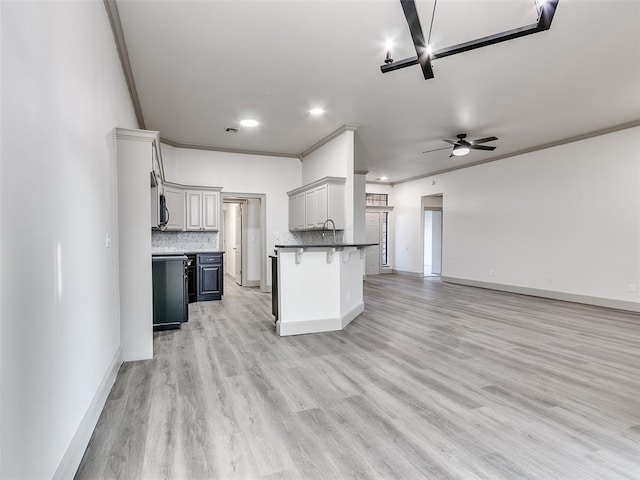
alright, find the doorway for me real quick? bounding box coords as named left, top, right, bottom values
left=222, top=193, right=266, bottom=291
left=223, top=201, right=243, bottom=285
left=423, top=209, right=442, bottom=276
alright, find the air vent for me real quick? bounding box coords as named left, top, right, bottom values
left=225, top=127, right=239, bottom=133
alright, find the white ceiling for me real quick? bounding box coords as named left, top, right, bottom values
left=116, top=0, right=640, bottom=183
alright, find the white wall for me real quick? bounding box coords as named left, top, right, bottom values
left=160, top=142, right=176, bottom=181
left=302, top=132, right=351, bottom=185
left=391, top=127, right=640, bottom=305
left=165, top=147, right=302, bottom=286
left=365, top=183, right=394, bottom=196
left=246, top=199, right=261, bottom=283
left=1, top=1, right=137, bottom=478
left=353, top=174, right=366, bottom=243
left=302, top=130, right=356, bottom=241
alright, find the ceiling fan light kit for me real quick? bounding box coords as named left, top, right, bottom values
left=423, top=133, right=499, bottom=158
left=382, top=0, right=560, bottom=80
left=452, top=145, right=470, bottom=156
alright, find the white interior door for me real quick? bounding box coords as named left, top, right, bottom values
left=234, top=204, right=242, bottom=285
left=365, top=212, right=380, bottom=275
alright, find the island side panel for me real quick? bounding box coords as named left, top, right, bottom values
left=277, top=249, right=342, bottom=335
left=339, top=248, right=365, bottom=327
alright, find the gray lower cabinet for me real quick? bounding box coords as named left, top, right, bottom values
left=152, top=255, right=187, bottom=331
left=197, top=252, right=224, bottom=301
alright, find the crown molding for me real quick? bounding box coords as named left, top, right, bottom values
left=160, top=137, right=301, bottom=159
left=115, top=127, right=159, bottom=142
left=103, top=0, right=145, bottom=129
left=300, top=124, right=359, bottom=159
left=392, top=119, right=640, bottom=186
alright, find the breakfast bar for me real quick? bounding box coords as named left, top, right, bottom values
left=274, top=243, right=377, bottom=336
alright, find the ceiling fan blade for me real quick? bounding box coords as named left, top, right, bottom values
left=470, top=136, right=498, bottom=144
left=469, top=145, right=496, bottom=151
left=422, top=146, right=451, bottom=154
left=442, top=139, right=457, bottom=145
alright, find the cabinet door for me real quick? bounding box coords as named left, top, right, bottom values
left=305, top=189, right=317, bottom=229
left=199, top=265, right=221, bottom=296
left=315, top=185, right=328, bottom=228
left=294, top=194, right=306, bottom=230
left=202, top=192, right=219, bottom=231
left=164, top=187, right=185, bottom=231
left=197, top=253, right=223, bottom=301
left=288, top=196, right=296, bottom=231
left=185, top=192, right=202, bottom=230
left=326, top=183, right=345, bottom=230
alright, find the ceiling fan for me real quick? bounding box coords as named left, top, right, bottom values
left=422, top=134, right=498, bottom=157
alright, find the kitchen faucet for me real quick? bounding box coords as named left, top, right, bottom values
left=322, top=219, right=337, bottom=244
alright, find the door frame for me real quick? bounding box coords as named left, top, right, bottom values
left=222, top=192, right=267, bottom=292
left=421, top=194, right=443, bottom=278
left=230, top=201, right=246, bottom=286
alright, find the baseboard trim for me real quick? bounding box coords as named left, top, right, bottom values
left=53, top=347, right=123, bottom=480
left=392, top=269, right=423, bottom=278
left=243, top=279, right=260, bottom=287
left=341, top=303, right=365, bottom=329
left=277, top=303, right=365, bottom=336
left=441, top=276, right=640, bottom=313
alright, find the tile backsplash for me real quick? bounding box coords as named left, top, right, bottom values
left=152, top=231, right=220, bottom=252
left=273, top=230, right=345, bottom=246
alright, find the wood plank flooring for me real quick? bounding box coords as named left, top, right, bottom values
left=75, top=275, right=640, bottom=479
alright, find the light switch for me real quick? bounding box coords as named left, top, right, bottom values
left=105, top=233, right=111, bottom=249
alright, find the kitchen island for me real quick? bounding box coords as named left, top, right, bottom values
left=274, top=243, right=377, bottom=336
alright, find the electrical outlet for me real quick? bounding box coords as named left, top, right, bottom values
left=629, top=284, right=637, bottom=293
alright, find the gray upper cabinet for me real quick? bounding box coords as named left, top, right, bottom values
left=287, top=177, right=345, bottom=231
left=163, top=186, right=185, bottom=231
left=155, top=182, right=221, bottom=232
left=185, top=189, right=220, bottom=231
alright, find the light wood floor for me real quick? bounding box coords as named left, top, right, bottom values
left=75, top=275, right=640, bottom=479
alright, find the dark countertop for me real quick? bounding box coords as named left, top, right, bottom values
left=151, top=254, right=187, bottom=261
left=152, top=251, right=224, bottom=256
left=275, top=243, right=378, bottom=249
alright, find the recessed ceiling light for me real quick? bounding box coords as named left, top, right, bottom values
left=239, top=119, right=259, bottom=127
left=426, top=44, right=433, bottom=55
left=379, top=176, right=388, bottom=181
left=309, top=107, right=325, bottom=116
